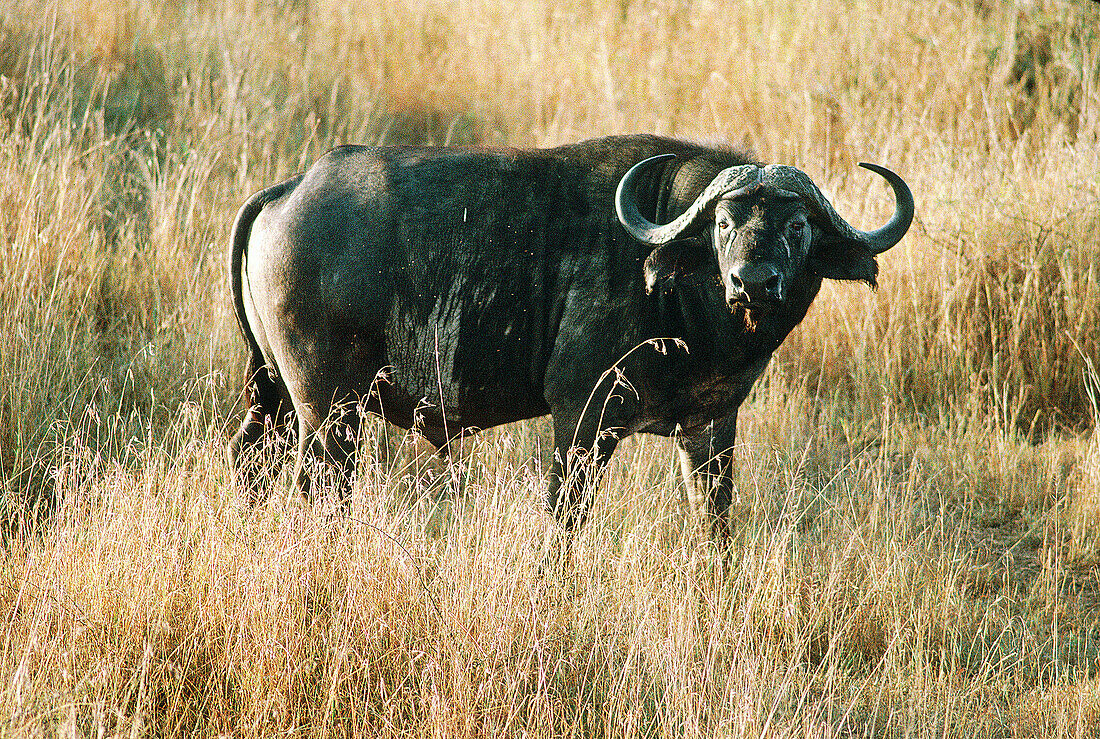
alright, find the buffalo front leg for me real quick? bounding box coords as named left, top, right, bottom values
left=676, top=413, right=738, bottom=541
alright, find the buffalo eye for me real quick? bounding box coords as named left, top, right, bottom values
left=717, top=217, right=731, bottom=233
left=788, top=221, right=804, bottom=239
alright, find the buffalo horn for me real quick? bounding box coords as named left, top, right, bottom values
left=615, top=155, right=762, bottom=245
left=761, top=162, right=913, bottom=255
left=616, top=156, right=914, bottom=256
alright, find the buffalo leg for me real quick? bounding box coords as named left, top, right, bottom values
left=292, top=401, right=361, bottom=510
left=228, top=357, right=295, bottom=506
left=543, top=409, right=620, bottom=569
left=676, top=413, right=738, bottom=540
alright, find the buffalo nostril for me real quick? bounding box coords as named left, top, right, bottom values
left=726, top=273, right=746, bottom=306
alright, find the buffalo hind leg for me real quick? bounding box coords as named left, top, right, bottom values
left=228, top=358, right=295, bottom=506
left=292, top=402, right=361, bottom=511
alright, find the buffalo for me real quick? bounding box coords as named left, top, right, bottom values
left=228, top=134, right=912, bottom=539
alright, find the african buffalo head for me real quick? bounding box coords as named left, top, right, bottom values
left=615, top=155, right=914, bottom=317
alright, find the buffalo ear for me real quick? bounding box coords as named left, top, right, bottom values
left=808, top=235, right=879, bottom=288
left=643, top=240, right=712, bottom=294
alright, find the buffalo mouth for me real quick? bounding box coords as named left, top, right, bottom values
left=728, top=299, right=777, bottom=315
left=728, top=300, right=776, bottom=331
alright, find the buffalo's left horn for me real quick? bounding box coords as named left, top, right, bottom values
left=615, top=155, right=763, bottom=245
left=763, top=162, right=914, bottom=255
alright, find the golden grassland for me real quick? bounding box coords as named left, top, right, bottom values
left=1, top=0, right=1100, bottom=735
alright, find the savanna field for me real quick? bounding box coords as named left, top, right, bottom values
left=1, top=0, right=1100, bottom=735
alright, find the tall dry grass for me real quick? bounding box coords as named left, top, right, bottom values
left=1, top=0, right=1100, bottom=735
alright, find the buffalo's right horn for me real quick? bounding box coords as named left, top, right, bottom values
left=615, top=155, right=763, bottom=245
